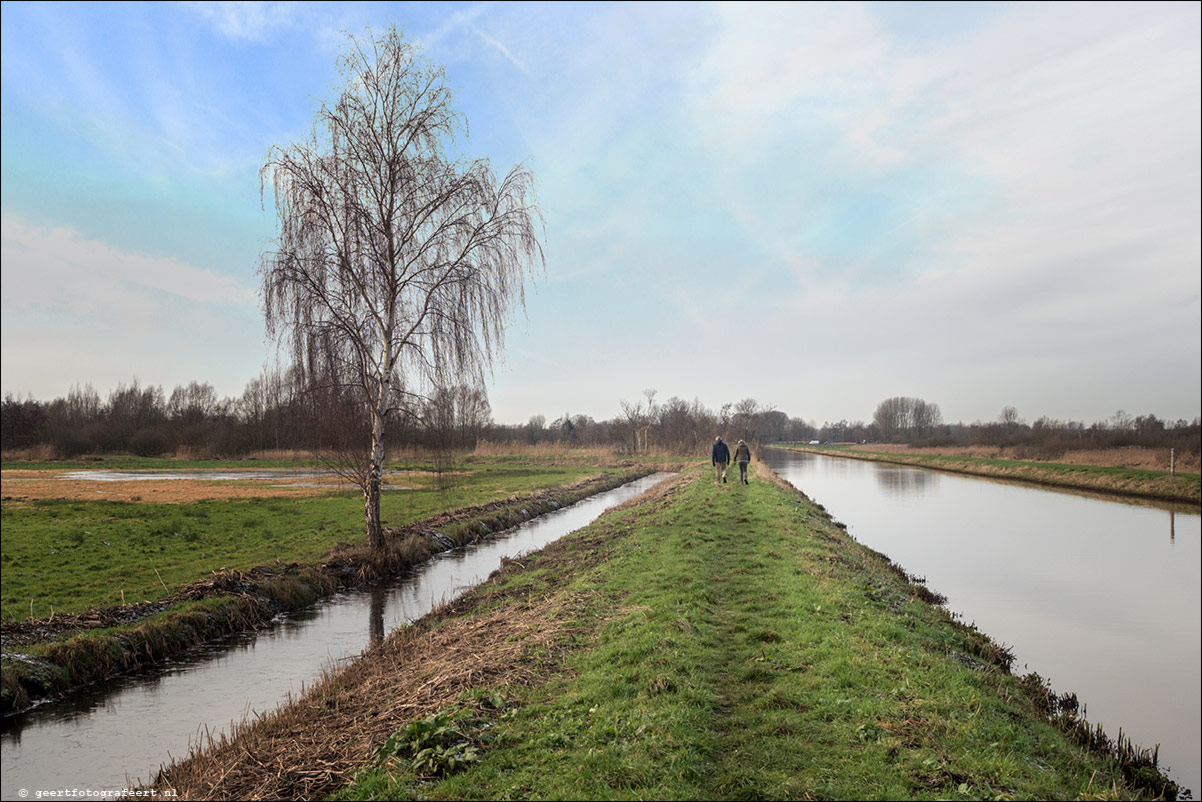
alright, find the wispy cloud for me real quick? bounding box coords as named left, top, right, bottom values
left=185, top=1, right=299, bottom=41
left=1, top=216, right=255, bottom=312
left=473, top=26, right=530, bottom=75
left=1, top=2, right=1197, bottom=423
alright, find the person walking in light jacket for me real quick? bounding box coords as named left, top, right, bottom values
left=734, top=439, right=752, bottom=484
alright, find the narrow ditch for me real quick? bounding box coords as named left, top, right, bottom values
left=0, top=472, right=674, bottom=800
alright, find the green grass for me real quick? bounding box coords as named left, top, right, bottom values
left=334, top=467, right=1151, bottom=800
left=0, top=457, right=619, bottom=619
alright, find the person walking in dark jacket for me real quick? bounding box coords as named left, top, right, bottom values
left=734, top=439, right=752, bottom=484
left=711, top=436, right=730, bottom=483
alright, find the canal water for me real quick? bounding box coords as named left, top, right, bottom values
left=0, top=473, right=673, bottom=801
left=764, top=447, right=1200, bottom=796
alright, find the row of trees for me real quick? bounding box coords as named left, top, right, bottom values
left=517, top=394, right=813, bottom=454
left=5, top=381, right=1196, bottom=462
left=0, top=379, right=799, bottom=458
left=0, top=374, right=493, bottom=459
left=866, top=397, right=1199, bottom=455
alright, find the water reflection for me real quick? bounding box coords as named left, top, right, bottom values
left=369, top=584, right=386, bottom=648
left=764, top=447, right=1200, bottom=796
left=0, top=473, right=673, bottom=800
left=873, top=464, right=937, bottom=496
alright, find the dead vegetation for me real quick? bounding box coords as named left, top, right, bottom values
left=471, top=439, right=619, bottom=460
left=848, top=443, right=1199, bottom=472
left=0, top=469, right=384, bottom=506
left=1, top=467, right=665, bottom=714
left=152, top=604, right=566, bottom=799
left=147, top=473, right=689, bottom=801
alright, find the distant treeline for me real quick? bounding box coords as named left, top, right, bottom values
left=1, top=377, right=1198, bottom=460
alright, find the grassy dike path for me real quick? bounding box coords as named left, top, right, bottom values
left=151, top=463, right=1173, bottom=801
left=777, top=446, right=1200, bottom=506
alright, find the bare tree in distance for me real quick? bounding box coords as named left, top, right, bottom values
left=873, top=396, right=943, bottom=442
left=260, top=26, right=544, bottom=549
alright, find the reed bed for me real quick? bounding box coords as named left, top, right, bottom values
left=471, top=439, right=618, bottom=460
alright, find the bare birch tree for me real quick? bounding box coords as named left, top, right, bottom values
left=260, top=27, right=543, bottom=549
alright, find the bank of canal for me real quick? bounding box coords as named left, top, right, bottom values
left=766, top=446, right=1200, bottom=797
left=148, top=464, right=1176, bottom=801
left=780, top=445, right=1200, bottom=505
left=0, top=473, right=674, bottom=801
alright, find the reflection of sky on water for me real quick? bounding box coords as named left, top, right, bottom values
left=0, top=473, right=673, bottom=799
left=765, top=448, right=1201, bottom=796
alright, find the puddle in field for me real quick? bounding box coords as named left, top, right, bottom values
left=60, top=469, right=338, bottom=483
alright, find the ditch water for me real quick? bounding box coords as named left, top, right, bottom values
left=764, top=447, right=1201, bottom=796
left=0, top=472, right=674, bottom=801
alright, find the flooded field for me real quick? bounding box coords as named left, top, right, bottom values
left=0, top=467, right=417, bottom=504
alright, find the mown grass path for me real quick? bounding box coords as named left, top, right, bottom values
left=154, top=463, right=1168, bottom=801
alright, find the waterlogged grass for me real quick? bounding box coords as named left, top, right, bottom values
left=0, top=454, right=327, bottom=471
left=335, top=465, right=1143, bottom=800
left=0, top=458, right=619, bottom=619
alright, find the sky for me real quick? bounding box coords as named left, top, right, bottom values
left=1, top=1, right=1199, bottom=427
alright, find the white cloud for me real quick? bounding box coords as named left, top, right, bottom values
left=1, top=216, right=255, bottom=312
left=1, top=216, right=264, bottom=399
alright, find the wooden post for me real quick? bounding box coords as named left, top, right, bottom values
left=1170, top=448, right=1175, bottom=476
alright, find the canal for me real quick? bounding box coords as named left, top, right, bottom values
left=765, top=447, right=1200, bottom=796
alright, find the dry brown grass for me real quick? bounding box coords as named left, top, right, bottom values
left=1057, top=446, right=1199, bottom=472
left=146, top=474, right=690, bottom=801
left=0, top=471, right=369, bottom=505
left=0, top=444, right=57, bottom=461
left=471, top=439, right=618, bottom=459
left=0, top=469, right=429, bottom=505
left=152, top=601, right=570, bottom=800
left=848, top=444, right=1197, bottom=472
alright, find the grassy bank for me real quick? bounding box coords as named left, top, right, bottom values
left=780, top=444, right=1201, bottom=506
left=1, top=457, right=662, bottom=713
left=151, top=463, right=1176, bottom=801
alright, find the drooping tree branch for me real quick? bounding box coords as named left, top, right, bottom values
left=259, top=26, right=543, bottom=547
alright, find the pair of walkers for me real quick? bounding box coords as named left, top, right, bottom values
left=712, top=436, right=751, bottom=484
